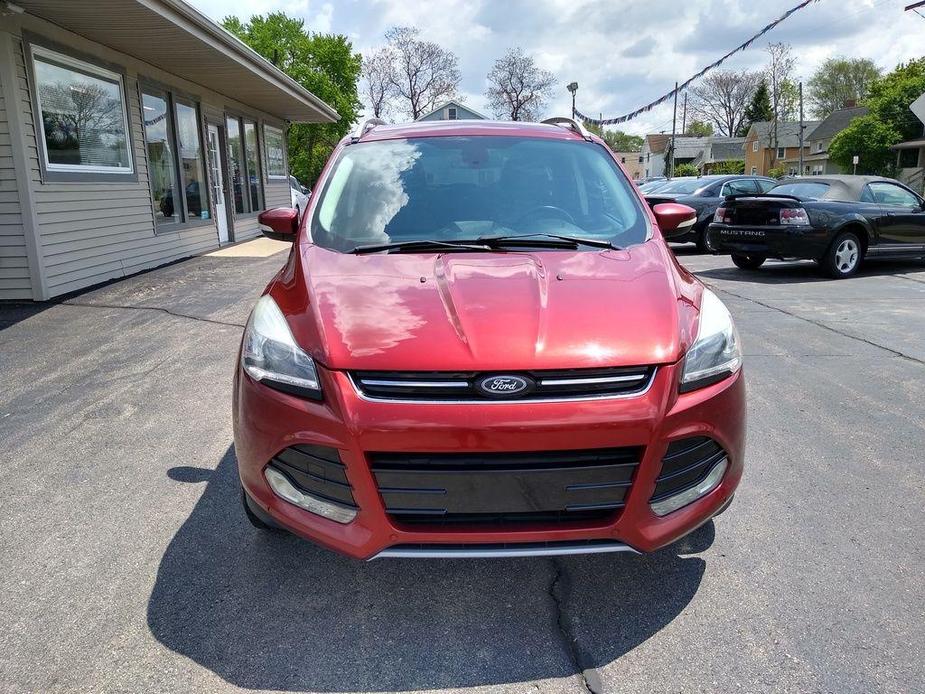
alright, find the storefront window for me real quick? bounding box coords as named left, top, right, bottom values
left=226, top=116, right=246, bottom=214
left=264, top=124, right=286, bottom=178
left=244, top=120, right=263, bottom=210
left=32, top=46, right=132, bottom=174
left=142, top=90, right=179, bottom=225
left=175, top=101, right=208, bottom=220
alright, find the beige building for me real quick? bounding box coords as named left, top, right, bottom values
left=0, top=0, right=337, bottom=300
left=613, top=151, right=645, bottom=180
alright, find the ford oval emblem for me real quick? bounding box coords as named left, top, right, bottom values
left=476, top=374, right=533, bottom=399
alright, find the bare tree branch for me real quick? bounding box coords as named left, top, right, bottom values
left=484, top=48, right=557, bottom=122
left=361, top=47, right=396, bottom=119
left=384, top=26, right=461, bottom=120
left=689, top=70, right=756, bottom=137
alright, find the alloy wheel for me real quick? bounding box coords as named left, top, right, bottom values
left=835, top=238, right=859, bottom=274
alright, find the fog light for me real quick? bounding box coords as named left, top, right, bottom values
left=650, top=457, right=728, bottom=517
left=264, top=467, right=357, bottom=524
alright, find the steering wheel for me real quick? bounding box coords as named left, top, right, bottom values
left=514, top=205, right=577, bottom=228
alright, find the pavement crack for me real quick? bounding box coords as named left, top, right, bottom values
left=705, top=283, right=925, bottom=368
left=549, top=559, right=601, bottom=694
left=57, top=300, right=245, bottom=329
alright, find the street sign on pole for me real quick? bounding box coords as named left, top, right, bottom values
left=853, top=155, right=859, bottom=175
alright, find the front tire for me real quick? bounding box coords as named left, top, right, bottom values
left=821, top=231, right=862, bottom=279
left=731, top=253, right=766, bottom=270
left=696, top=221, right=717, bottom=253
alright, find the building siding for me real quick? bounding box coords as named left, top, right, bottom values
left=3, top=13, right=295, bottom=299
left=0, top=46, right=32, bottom=300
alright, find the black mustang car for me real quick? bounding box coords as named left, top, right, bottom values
left=708, top=175, right=925, bottom=278
left=645, top=175, right=778, bottom=251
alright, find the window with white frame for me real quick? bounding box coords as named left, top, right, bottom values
left=31, top=46, right=132, bottom=174
left=447, top=106, right=458, bottom=120
left=752, top=140, right=759, bottom=152
left=264, top=124, right=286, bottom=178
left=776, top=147, right=785, bottom=159
left=816, top=141, right=824, bottom=152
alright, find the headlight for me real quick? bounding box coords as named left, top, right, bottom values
left=679, top=289, right=741, bottom=392
left=242, top=295, right=321, bottom=400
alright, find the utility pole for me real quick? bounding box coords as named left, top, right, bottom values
left=798, top=81, right=805, bottom=177
left=567, top=82, right=579, bottom=119
left=681, top=92, right=688, bottom=135
left=670, top=82, right=678, bottom=178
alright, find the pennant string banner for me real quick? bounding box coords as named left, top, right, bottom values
left=575, top=0, right=821, bottom=126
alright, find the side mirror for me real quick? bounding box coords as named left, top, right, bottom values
left=257, top=207, right=299, bottom=242
left=652, top=203, right=697, bottom=238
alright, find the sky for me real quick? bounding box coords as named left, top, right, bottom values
left=188, top=0, right=925, bottom=135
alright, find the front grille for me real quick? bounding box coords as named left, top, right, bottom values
left=266, top=444, right=357, bottom=508
left=650, top=437, right=726, bottom=503
left=370, top=447, right=641, bottom=526
left=351, top=366, right=655, bottom=402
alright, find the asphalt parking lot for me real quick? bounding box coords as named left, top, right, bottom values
left=1, top=243, right=924, bottom=693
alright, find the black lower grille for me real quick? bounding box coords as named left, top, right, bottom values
left=351, top=366, right=655, bottom=401
left=651, top=437, right=726, bottom=503
left=267, top=444, right=357, bottom=508
left=370, top=447, right=641, bottom=526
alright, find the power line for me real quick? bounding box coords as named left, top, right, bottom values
left=576, top=0, right=823, bottom=125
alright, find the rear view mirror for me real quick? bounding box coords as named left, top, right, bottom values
left=257, top=207, right=299, bottom=242
left=652, top=203, right=697, bottom=238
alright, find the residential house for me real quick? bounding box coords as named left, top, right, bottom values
left=0, top=0, right=337, bottom=301
left=743, top=120, right=820, bottom=176
left=416, top=100, right=487, bottom=121
left=613, top=151, right=645, bottom=180
left=694, top=137, right=746, bottom=174
left=669, top=136, right=710, bottom=170
left=781, top=106, right=868, bottom=176
left=891, top=92, right=925, bottom=194
left=640, top=134, right=670, bottom=178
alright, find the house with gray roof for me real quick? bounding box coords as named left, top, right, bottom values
left=781, top=106, right=868, bottom=175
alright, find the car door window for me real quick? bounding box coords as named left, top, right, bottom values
left=722, top=179, right=759, bottom=196
left=756, top=179, right=777, bottom=193
left=868, top=182, right=920, bottom=209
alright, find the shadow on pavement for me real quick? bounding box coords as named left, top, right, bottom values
left=697, top=257, right=925, bottom=285
left=0, top=302, right=53, bottom=331
left=148, top=446, right=711, bottom=692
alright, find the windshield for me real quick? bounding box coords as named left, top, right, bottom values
left=309, top=136, right=649, bottom=252
left=653, top=177, right=708, bottom=195
left=769, top=182, right=830, bottom=199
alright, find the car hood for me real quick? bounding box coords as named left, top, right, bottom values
left=283, top=241, right=692, bottom=372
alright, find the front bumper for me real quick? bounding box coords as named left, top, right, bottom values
left=708, top=223, right=829, bottom=259
left=233, top=362, right=745, bottom=560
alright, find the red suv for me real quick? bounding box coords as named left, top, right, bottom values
left=233, top=118, right=745, bottom=560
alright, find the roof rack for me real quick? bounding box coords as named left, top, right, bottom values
left=351, top=117, right=386, bottom=143
left=541, top=117, right=593, bottom=141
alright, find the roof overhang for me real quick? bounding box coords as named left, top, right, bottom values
left=12, top=0, right=338, bottom=123
left=891, top=139, right=925, bottom=150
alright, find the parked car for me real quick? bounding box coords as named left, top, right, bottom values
left=236, top=118, right=745, bottom=560
left=289, top=175, right=310, bottom=218
left=645, top=175, right=777, bottom=252
left=708, top=175, right=925, bottom=278
left=636, top=175, right=666, bottom=187
left=637, top=177, right=668, bottom=193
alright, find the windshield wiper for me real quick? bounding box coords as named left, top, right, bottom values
left=350, top=239, right=493, bottom=254
left=476, top=233, right=623, bottom=250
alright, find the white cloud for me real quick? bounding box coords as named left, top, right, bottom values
left=192, top=0, right=925, bottom=134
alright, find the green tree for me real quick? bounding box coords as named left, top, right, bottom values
left=222, top=13, right=362, bottom=185
left=807, top=57, right=881, bottom=118
left=740, top=80, right=773, bottom=135
left=710, top=160, right=745, bottom=174
left=828, top=58, right=925, bottom=175
left=829, top=115, right=899, bottom=175
left=865, top=57, right=925, bottom=141
left=685, top=120, right=713, bottom=137
left=583, top=122, right=644, bottom=151
left=673, top=163, right=700, bottom=177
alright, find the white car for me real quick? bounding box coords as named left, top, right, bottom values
left=289, top=175, right=310, bottom=218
